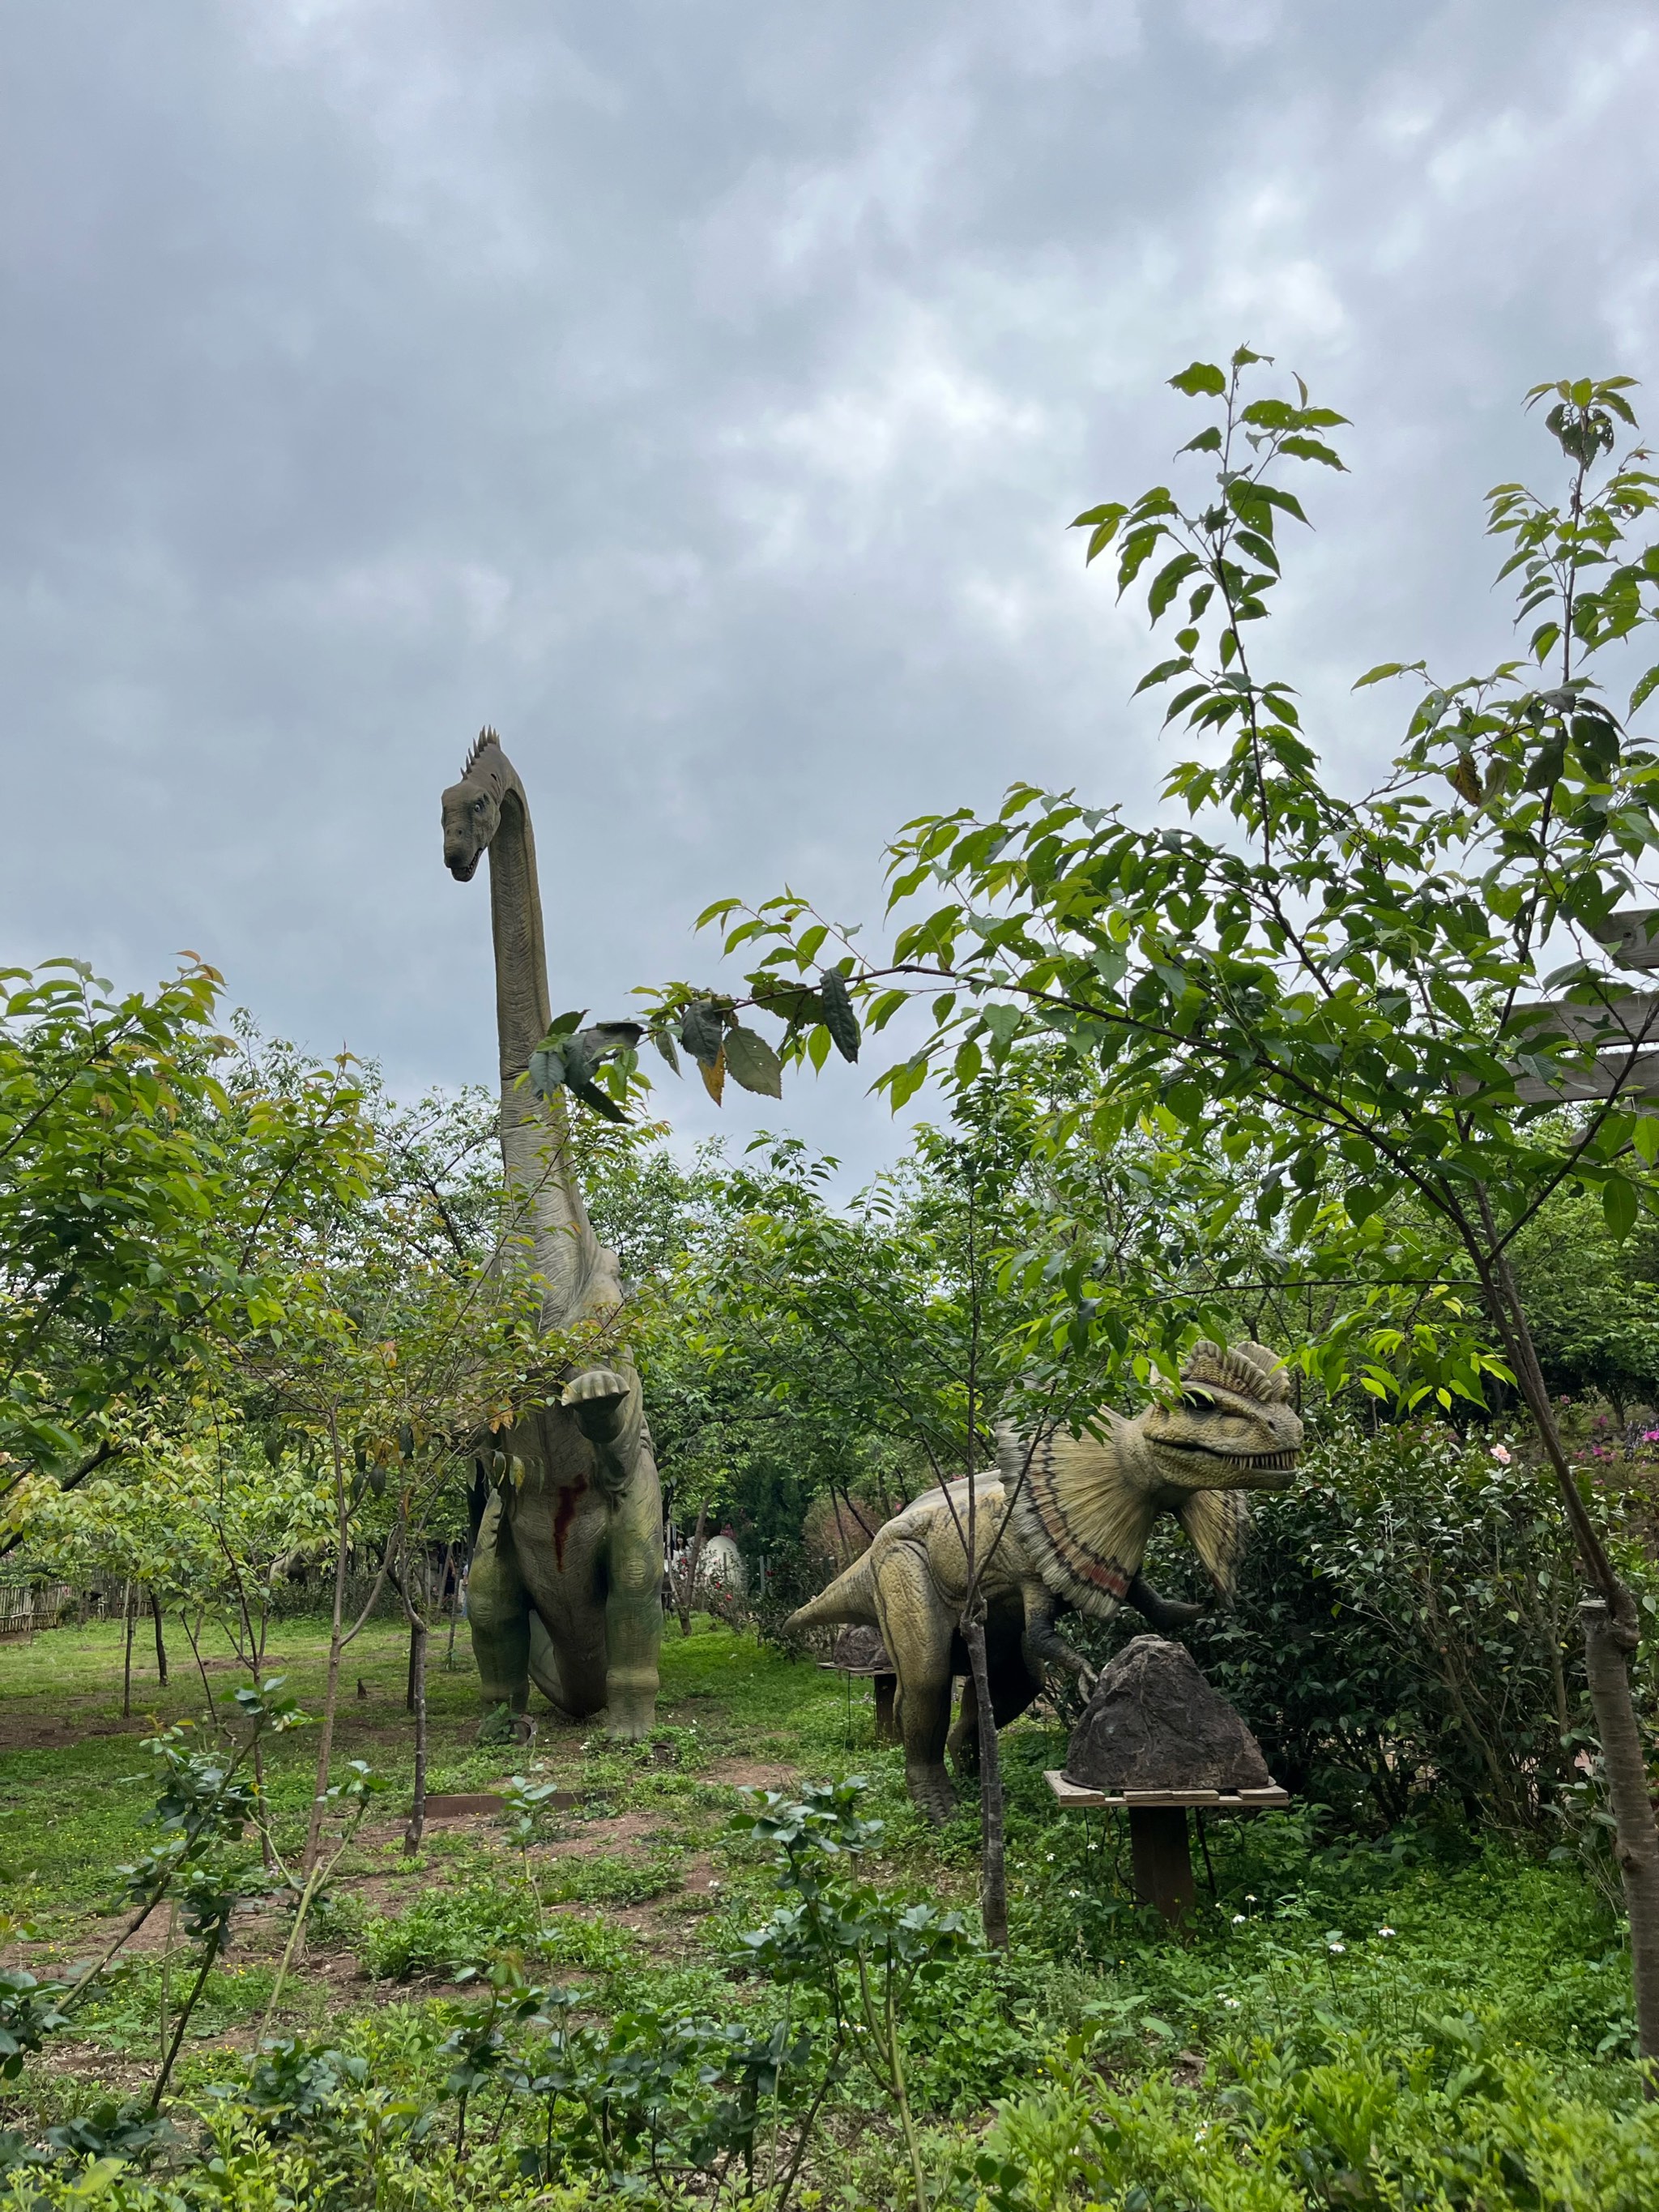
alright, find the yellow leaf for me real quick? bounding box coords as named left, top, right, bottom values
left=699, top=1047, right=727, bottom=1105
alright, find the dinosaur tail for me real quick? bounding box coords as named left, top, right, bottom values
left=787, top=1552, right=879, bottom=1633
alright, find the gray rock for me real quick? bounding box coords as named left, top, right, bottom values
left=1064, top=1633, right=1273, bottom=1793
left=832, top=1624, right=893, bottom=1672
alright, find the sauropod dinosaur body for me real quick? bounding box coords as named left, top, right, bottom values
left=441, top=729, right=663, bottom=1740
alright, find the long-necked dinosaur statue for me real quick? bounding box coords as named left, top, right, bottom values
left=787, top=1340, right=1301, bottom=1821
left=441, top=729, right=663, bottom=1740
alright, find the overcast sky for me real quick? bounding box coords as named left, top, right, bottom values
left=4, top=2, right=1657, bottom=1184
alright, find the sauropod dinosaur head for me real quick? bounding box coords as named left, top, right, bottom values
left=1137, top=1339, right=1302, bottom=1492
left=441, top=728, right=510, bottom=882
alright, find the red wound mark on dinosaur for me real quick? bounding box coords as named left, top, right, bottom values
left=552, top=1473, right=588, bottom=1571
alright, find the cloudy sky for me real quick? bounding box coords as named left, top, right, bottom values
left=4, top=2, right=1657, bottom=1182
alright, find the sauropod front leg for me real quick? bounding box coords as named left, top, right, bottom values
left=603, top=1446, right=663, bottom=1740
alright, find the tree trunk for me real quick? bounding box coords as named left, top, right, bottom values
left=1582, top=1597, right=1659, bottom=2077
left=304, top=1438, right=352, bottom=1875
left=122, top=1582, right=135, bottom=1718
left=441, top=1543, right=459, bottom=1671
left=962, top=1612, right=1009, bottom=1949
left=1481, top=1246, right=1659, bottom=2085
left=405, top=1553, right=429, bottom=1856
left=677, top=1501, right=708, bottom=1638
left=149, top=1591, right=168, bottom=1685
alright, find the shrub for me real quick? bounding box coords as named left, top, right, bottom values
left=357, top=1881, right=538, bottom=1981
left=1077, top=1421, right=1658, bottom=1833
left=949, top=2025, right=1659, bottom=2212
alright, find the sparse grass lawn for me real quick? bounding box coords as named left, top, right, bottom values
left=1, top=1610, right=1650, bottom=2207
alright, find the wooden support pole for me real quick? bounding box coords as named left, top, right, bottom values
left=1128, top=1807, right=1196, bottom=1924
left=872, top=1672, right=899, bottom=1746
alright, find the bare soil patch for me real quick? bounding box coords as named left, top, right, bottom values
left=704, top=1761, right=797, bottom=1791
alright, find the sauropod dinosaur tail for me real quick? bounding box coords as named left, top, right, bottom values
left=787, top=1552, right=878, bottom=1632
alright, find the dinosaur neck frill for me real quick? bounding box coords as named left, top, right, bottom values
left=486, top=779, right=602, bottom=1325
left=999, top=1416, right=1160, bottom=1621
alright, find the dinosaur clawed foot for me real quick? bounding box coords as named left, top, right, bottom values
left=906, top=1762, right=957, bottom=1826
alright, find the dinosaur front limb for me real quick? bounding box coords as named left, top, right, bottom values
left=1126, top=1573, right=1208, bottom=1633
left=1021, top=1593, right=1099, bottom=1696
left=561, top=1369, right=637, bottom=1501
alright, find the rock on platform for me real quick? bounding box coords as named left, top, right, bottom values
left=1064, top=1633, right=1273, bottom=1795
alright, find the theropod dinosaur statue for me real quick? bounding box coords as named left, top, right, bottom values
left=441, top=729, right=663, bottom=1740
left=787, top=1340, right=1300, bottom=1820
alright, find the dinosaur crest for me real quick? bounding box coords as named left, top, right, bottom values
left=462, top=726, right=501, bottom=779
left=1180, top=1338, right=1294, bottom=1407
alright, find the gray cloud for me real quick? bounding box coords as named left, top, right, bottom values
left=3, top=1, right=1657, bottom=1181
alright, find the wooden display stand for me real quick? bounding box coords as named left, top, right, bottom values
left=1044, top=1771, right=1290, bottom=1924
left=819, top=1659, right=900, bottom=1744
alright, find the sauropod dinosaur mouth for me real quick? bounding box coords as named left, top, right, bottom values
left=446, top=854, right=481, bottom=882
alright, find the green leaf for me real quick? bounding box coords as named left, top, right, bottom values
left=1631, top=661, right=1659, bottom=717
left=567, top=1077, right=627, bottom=1125
left=750, top=980, right=826, bottom=1027
left=1168, top=361, right=1226, bottom=398
left=1179, top=427, right=1222, bottom=454
left=1278, top=436, right=1346, bottom=470
left=818, top=969, right=862, bottom=1063
left=1147, top=553, right=1201, bottom=621
left=723, top=1025, right=784, bottom=1100
left=1602, top=1174, right=1639, bottom=1239
left=680, top=1001, right=728, bottom=1066
left=1132, top=656, right=1195, bottom=697
left=1632, top=1115, right=1659, bottom=1166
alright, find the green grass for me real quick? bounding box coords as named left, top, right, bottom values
left=0, top=1610, right=1648, bottom=2209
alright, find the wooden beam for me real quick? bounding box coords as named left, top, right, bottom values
left=1591, top=908, right=1659, bottom=970
left=1509, top=994, right=1659, bottom=1046
left=1508, top=1052, right=1659, bottom=1104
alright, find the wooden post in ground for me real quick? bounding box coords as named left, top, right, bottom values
left=1128, top=1808, right=1196, bottom=1924
left=872, top=1672, right=899, bottom=1746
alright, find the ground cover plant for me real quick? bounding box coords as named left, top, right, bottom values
left=0, top=1588, right=1653, bottom=2208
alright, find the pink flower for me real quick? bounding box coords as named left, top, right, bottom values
left=1491, top=1444, right=1512, bottom=1464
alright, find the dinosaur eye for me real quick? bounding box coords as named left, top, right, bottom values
left=1181, top=1390, right=1213, bottom=1411
left=472, top=796, right=487, bottom=813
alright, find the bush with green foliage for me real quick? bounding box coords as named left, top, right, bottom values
left=1064, top=1421, right=1659, bottom=1839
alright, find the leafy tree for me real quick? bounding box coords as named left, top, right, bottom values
left=636, top=358, right=1659, bottom=2063
left=0, top=960, right=376, bottom=1542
